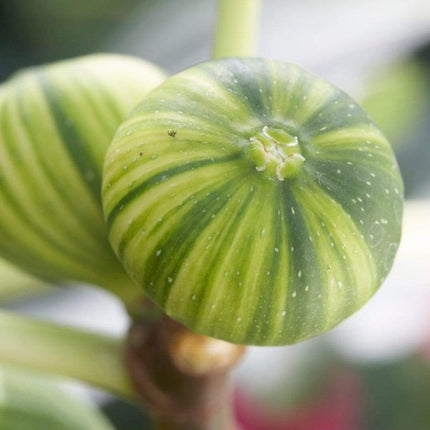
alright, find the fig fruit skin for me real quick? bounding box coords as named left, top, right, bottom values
left=0, top=54, right=166, bottom=293
left=103, top=58, right=403, bottom=345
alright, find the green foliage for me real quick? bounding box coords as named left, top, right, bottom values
left=361, top=60, right=428, bottom=149
left=0, top=365, right=115, bottom=430
left=0, top=258, right=50, bottom=303
left=361, top=59, right=430, bottom=197
left=358, top=355, right=430, bottom=430
left=0, top=310, right=132, bottom=398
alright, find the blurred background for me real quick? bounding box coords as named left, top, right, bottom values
left=0, top=0, right=429, bottom=429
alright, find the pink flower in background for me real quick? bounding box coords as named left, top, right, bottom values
left=235, top=370, right=363, bottom=430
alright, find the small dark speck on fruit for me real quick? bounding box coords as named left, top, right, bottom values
left=168, top=129, right=177, bottom=137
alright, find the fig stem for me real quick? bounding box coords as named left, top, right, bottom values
left=212, top=0, right=262, bottom=58
left=0, top=309, right=133, bottom=397
left=96, top=270, right=146, bottom=313
left=125, top=301, right=246, bottom=429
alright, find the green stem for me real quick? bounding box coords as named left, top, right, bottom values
left=96, top=268, right=145, bottom=314
left=212, top=0, right=262, bottom=59
left=0, top=309, right=133, bottom=398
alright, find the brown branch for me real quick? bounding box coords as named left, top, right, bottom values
left=125, top=302, right=245, bottom=430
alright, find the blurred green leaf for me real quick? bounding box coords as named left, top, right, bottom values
left=0, top=258, right=52, bottom=303
left=361, top=57, right=430, bottom=196
left=102, top=399, right=154, bottom=430
left=357, top=355, right=430, bottom=430
left=1, top=0, right=144, bottom=59
left=0, top=364, right=115, bottom=430
left=361, top=60, right=428, bottom=149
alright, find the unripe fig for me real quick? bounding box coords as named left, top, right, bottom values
left=103, top=58, right=403, bottom=345
left=0, top=54, right=166, bottom=297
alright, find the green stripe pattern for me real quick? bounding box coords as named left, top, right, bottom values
left=0, top=54, right=166, bottom=296
left=103, top=58, right=403, bottom=345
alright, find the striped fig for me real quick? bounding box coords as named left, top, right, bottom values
left=0, top=54, right=166, bottom=301
left=103, top=57, right=404, bottom=345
